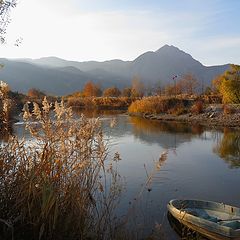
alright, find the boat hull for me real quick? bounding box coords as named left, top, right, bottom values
left=168, top=199, right=240, bottom=240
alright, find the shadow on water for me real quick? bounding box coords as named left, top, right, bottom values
left=213, top=128, right=240, bottom=168
left=167, top=212, right=207, bottom=240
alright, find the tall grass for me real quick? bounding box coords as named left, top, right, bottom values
left=0, top=97, right=123, bottom=240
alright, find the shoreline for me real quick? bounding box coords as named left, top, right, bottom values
left=129, top=111, right=240, bottom=129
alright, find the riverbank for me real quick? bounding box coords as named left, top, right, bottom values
left=129, top=104, right=240, bottom=128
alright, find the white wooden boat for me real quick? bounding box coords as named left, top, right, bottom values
left=168, top=199, right=240, bottom=240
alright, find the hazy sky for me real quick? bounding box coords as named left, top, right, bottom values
left=1, top=0, right=240, bottom=65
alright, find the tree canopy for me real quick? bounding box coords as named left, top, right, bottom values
left=131, top=76, right=145, bottom=97
left=213, top=64, right=240, bottom=103
left=103, top=87, right=121, bottom=97
left=83, top=81, right=102, bottom=97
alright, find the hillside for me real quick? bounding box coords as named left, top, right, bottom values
left=1, top=45, right=230, bottom=95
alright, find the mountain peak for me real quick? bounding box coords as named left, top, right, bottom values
left=156, top=44, right=182, bottom=53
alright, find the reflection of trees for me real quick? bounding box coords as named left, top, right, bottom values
left=213, top=128, right=240, bottom=168
left=72, top=107, right=125, bottom=118
left=129, top=117, right=204, bottom=149
left=130, top=117, right=204, bottom=135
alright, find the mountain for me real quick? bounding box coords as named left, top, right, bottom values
left=1, top=45, right=230, bottom=95
left=0, top=59, right=127, bottom=95
left=129, top=45, right=229, bottom=86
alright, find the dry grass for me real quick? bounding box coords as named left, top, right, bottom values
left=0, top=97, right=123, bottom=240
left=0, top=81, right=12, bottom=131
left=191, top=101, right=204, bottom=114
left=67, top=96, right=135, bottom=110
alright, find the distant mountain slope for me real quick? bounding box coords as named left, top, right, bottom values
left=2, top=45, right=230, bottom=95
left=129, top=45, right=230, bottom=87
left=25, top=45, right=229, bottom=86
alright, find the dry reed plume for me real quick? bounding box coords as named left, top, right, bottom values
left=0, top=81, right=12, bottom=131
left=0, top=97, right=123, bottom=240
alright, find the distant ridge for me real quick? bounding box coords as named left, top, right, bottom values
left=1, top=45, right=230, bottom=95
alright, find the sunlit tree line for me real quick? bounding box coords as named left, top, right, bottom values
left=212, top=64, right=240, bottom=103
left=65, top=77, right=145, bottom=98
left=66, top=74, right=201, bottom=99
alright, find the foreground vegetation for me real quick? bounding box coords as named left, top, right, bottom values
left=0, top=96, right=124, bottom=240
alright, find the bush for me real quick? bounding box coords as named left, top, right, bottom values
left=67, top=96, right=134, bottom=110
left=223, top=104, right=236, bottom=115
left=191, top=101, right=203, bottom=114
left=128, top=96, right=187, bottom=114
left=168, top=103, right=188, bottom=116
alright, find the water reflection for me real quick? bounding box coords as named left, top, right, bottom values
left=130, top=117, right=204, bottom=135
left=167, top=212, right=206, bottom=240
left=72, top=107, right=126, bottom=118
left=10, top=111, right=240, bottom=239
left=213, top=128, right=240, bottom=168
left=130, top=116, right=205, bottom=150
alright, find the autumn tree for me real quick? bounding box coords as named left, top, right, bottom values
left=131, top=76, right=145, bottom=97
left=179, top=74, right=198, bottom=95
left=121, top=87, right=132, bottom=97
left=164, top=84, right=175, bottom=96
left=83, top=81, right=102, bottom=97
left=28, top=88, right=45, bottom=99
left=153, top=81, right=164, bottom=96
left=214, top=65, right=240, bottom=103
left=103, top=86, right=121, bottom=97
left=204, top=86, right=212, bottom=95
left=212, top=75, right=222, bottom=94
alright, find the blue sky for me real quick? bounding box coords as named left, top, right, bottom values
left=1, top=0, right=240, bottom=65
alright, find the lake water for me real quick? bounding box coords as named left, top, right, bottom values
left=13, top=112, right=240, bottom=239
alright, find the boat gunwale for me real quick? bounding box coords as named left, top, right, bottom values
left=168, top=199, right=240, bottom=239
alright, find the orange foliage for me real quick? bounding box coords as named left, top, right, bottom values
left=103, top=87, right=121, bottom=97
left=191, top=100, right=203, bottom=114
left=83, top=81, right=102, bottom=97
left=67, top=96, right=135, bottom=110
left=128, top=96, right=187, bottom=114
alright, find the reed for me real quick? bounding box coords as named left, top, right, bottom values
left=0, top=97, right=123, bottom=240
left=0, top=81, right=12, bottom=131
